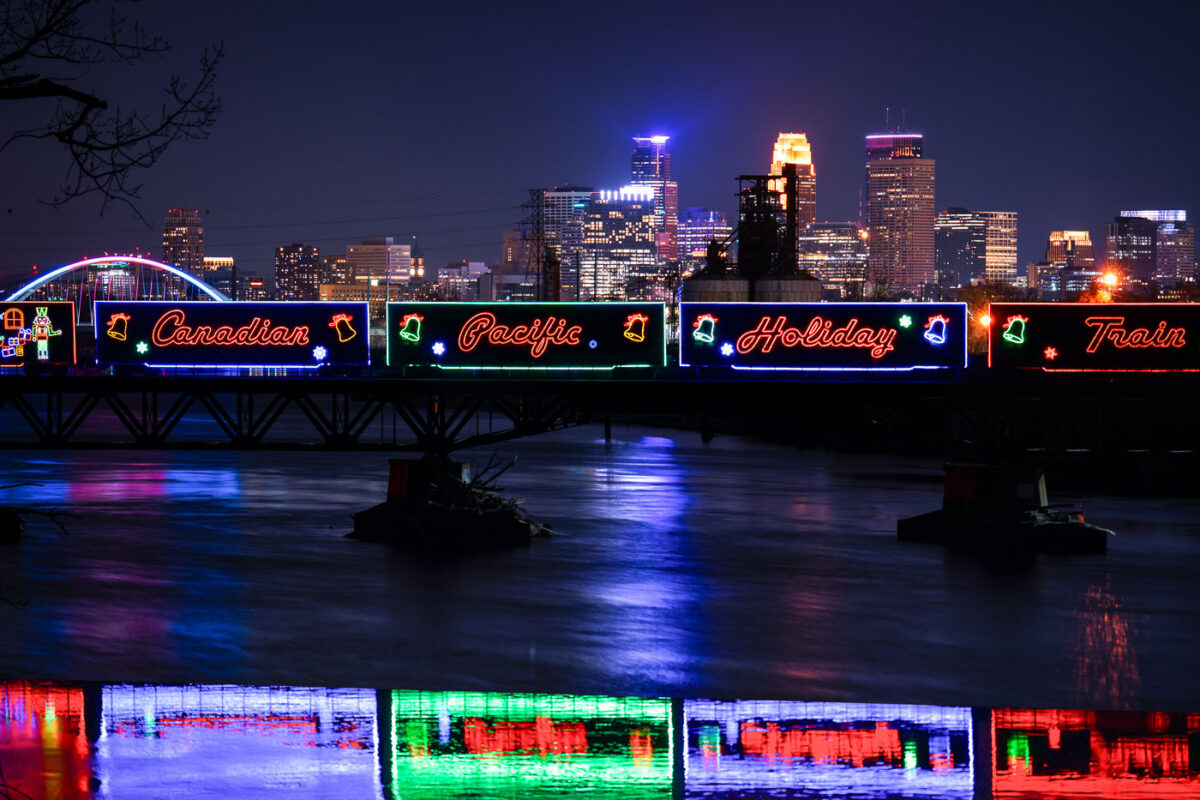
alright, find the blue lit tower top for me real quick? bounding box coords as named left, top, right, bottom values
left=630, top=136, right=678, bottom=262
left=631, top=135, right=670, bottom=182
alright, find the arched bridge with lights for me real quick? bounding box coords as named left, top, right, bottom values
left=0, top=372, right=1196, bottom=470
left=4, top=256, right=227, bottom=325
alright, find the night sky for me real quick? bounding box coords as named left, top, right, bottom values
left=1, top=0, right=1197, bottom=283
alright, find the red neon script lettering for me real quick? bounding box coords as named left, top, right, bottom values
left=457, top=312, right=582, bottom=358
left=1083, top=316, right=1185, bottom=353
left=736, top=315, right=898, bottom=359
left=151, top=309, right=310, bottom=347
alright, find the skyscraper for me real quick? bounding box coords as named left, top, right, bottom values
left=865, top=134, right=935, bottom=294
left=630, top=136, right=678, bottom=262
left=346, top=236, right=412, bottom=285
left=274, top=243, right=321, bottom=300
left=678, top=207, right=733, bottom=273
left=769, top=133, right=816, bottom=236
left=1105, top=215, right=1158, bottom=287
left=798, top=222, right=868, bottom=299
left=980, top=211, right=1018, bottom=285
left=161, top=208, right=205, bottom=276
left=934, top=208, right=986, bottom=287
left=1045, top=230, right=1096, bottom=270
left=543, top=185, right=593, bottom=300
left=1120, top=210, right=1194, bottom=285
left=1036, top=230, right=1098, bottom=297
left=579, top=186, right=658, bottom=301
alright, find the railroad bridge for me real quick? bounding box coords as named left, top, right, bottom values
left=0, top=372, right=1195, bottom=462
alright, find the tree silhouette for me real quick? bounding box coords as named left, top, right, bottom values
left=1, top=0, right=222, bottom=221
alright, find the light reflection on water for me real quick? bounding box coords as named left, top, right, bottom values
left=4, top=685, right=1199, bottom=799
left=2, top=425, right=1200, bottom=707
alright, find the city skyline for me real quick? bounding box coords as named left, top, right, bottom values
left=0, top=1, right=1196, bottom=282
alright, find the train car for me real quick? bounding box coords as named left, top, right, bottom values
left=0, top=301, right=76, bottom=374
left=94, top=301, right=370, bottom=371
left=679, top=302, right=968, bottom=371
left=385, top=302, right=667, bottom=370
left=989, top=302, right=1200, bottom=372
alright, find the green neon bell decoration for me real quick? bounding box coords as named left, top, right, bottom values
left=399, top=313, right=424, bottom=342
left=692, top=313, right=718, bottom=344
left=1002, top=315, right=1027, bottom=345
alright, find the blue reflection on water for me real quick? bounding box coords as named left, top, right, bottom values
left=685, top=700, right=974, bottom=800
left=95, top=685, right=381, bottom=799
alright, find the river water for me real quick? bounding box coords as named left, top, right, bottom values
left=3, top=423, right=1198, bottom=714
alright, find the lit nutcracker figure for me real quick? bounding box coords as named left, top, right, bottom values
left=31, top=307, right=61, bottom=361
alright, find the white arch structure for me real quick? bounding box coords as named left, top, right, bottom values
left=7, top=256, right=229, bottom=302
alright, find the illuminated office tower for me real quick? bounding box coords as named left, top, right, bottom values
left=321, top=253, right=353, bottom=284
left=797, top=222, right=868, bottom=298
left=1045, top=230, right=1095, bottom=269
left=1120, top=210, right=1194, bottom=284
left=579, top=186, right=658, bottom=301
left=543, top=185, right=593, bottom=300
left=347, top=236, right=412, bottom=285
left=1105, top=215, right=1158, bottom=287
left=769, top=133, right=816, bottom=238
left=678, top=207, right=733, bottom=273
left=630, top=136, right=678, bottom=262
left=934, top=209, right=986, bottom=287
left=981, top=211, right=1018, bottom=284
left=1035, top=230, right=1098, bottom=297
left=161, top=208, right=205, bottom=276
left=866, top=134, right=935, bottom=294
left=274, top=243, right=321, bottom=300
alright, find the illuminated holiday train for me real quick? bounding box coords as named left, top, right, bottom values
left=4, top=298, right=1198, bottom=373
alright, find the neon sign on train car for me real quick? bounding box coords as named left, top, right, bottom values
left=0, top=301, right=76, bottom=369
left=386, top=302, right=666, bottom=369
left=988, top=303, right=1200, bottom=371
left=94, top=301, right=370, bottom=368
left=679, top=302, right=967, bottom=370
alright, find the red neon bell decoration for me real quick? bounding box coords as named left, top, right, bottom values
left=106, top=312, right=131, bottom=341
left=329, top=313, right=357, bottom=343
left=623, top=313, right=649, bottom=343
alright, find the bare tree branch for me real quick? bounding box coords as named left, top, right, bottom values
left=0, top=0, right=222, bottom=220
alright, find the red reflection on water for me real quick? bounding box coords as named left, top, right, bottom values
left=0, top=682, right=91, bottom=800
left=739, top=720, right=906, bottom=766
left=994, top=708, right=1200, bottom=798
left=463, top=716, right=588, bottom=755
left=1074, top=578, right=1140, bottom=709
left=630, top=729, right=654, bottom=766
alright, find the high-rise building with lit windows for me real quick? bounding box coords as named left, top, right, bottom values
left=346, top=236, right=412, bottom=285
left=1119, top=210, right=1194, bottom=285
left=865, top=134, right=935, bottom=294
left=274, top=243, right=321, bottom=300
left=934, top=208, right=986, bottom=287
left=543, top=185, right=593, bottom=300
left=980, top=211, right=1018, bottom=285
left=579, top=186, right=657, bottom=301
left=1045, top=230, right=1095, bottom=270
left=798, top=222, right=868, bottom=298
left=630, top=136, right=678, bottom=262
left=1105, top=215, right=1158, bottom=287
left=678, top=207, right=733, bottom=273
left=161, top=208, right=205, bottom=276
left=769, top=133, right=816, bottom=235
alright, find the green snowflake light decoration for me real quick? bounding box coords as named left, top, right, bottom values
left=899, top=314, right=913, bottom=328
